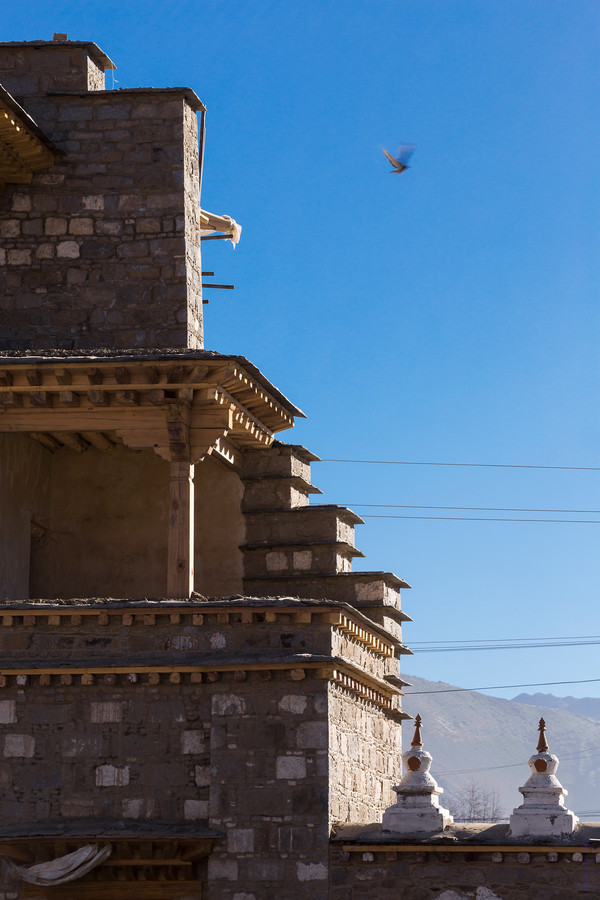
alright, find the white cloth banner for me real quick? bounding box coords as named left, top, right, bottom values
left=200, top=209, right=242, bottom=246
left=6, top=842, right=112, bottom=885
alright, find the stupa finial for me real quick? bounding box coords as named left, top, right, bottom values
left=412, top=714, right=423, bottom=748
left=537, top=717, right=549, bottom=753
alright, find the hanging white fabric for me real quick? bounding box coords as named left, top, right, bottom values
left=6, top=843, right=112, bottom=885
left=200, top=209, right=242, bottom=246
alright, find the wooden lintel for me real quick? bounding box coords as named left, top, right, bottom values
left=167, top=461, right=195, bottom=599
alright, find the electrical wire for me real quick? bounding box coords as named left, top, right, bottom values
left=404, top=676, right=600, bottom=695
left=319, top=458, right=600, bottom=471
left=411, top=638, right=600, bottom=653
left=319, top=504, right=600, bottom=514
left=359, top=514, right=600, bottom=524
left=436, top=745, right=600, bottom=777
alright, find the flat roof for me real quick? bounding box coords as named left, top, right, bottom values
left=0, top=40, right=116, bottom=71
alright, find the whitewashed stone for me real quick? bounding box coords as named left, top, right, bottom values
left=296, top=862, right=327, bottom=881
left=509, top=718, right=578, bottom=838
left=90, top=702, right=123, bottom=723
left=95, top=764, right=129, bottom=786
left=382, top=715, right=453, bottom=835
left=266, top=551, right=288, bottom=572
left=279, top=694, right=307, bottom=714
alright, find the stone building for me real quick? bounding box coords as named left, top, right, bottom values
left=0, top=37, right=411, bottom=900
left=1, top=36, right=599, bottom=900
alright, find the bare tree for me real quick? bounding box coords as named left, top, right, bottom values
left=451, top=781, right=505, bottom=823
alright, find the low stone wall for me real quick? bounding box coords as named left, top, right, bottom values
left=329, top=843, right=600, bottom=899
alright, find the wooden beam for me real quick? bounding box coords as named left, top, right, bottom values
left=167, top=462, right=195, bottom=599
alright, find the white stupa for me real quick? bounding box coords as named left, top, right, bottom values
left=509, top=717, right=578, bottom=838
left=382, top=714, right=454, bottom=834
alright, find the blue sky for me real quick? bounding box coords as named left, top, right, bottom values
left=4, top=1, right=600, bottom=699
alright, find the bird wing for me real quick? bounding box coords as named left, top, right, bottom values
left=396, top=143, right=416, bottom=164
left=382, top=146, right=401, bottom=168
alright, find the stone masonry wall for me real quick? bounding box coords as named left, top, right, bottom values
left=329, top=844, right=600, bottom=899
left=0, top=43, right=204, bottom=350
left=329, top=684, right=401, bottom=826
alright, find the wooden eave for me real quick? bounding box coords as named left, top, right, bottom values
left=0, top=86, right=58, bottom=185
left=0, top=358, right=296, bottom=465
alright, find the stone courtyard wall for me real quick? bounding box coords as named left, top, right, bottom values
left=329, top=844, right=600, bottom=899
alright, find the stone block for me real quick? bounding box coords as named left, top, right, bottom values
left=4, top=734, right=34, bottom=757
left=247, top=859, right=285, bottom=882
left=297, top=862, right=328, bottom=881
left=276, top=755, right=307, bottom=779
left=0, top=701, right=16, bottom=724
left=90, top=702, right=124, bottom=723
left=95, top=764, right=130, bottom=786
left=182, top=731, right=207, bottom=754
left=212, top=694, right=247, bottom=716
left=195, top=765, right=210, bottom=787
left=296, top=721, right=328, bottom=749
left=56, top=241, right=80, bottom=259
left=207, top=857, right=238, bottom=881
left=184, top=798, right=209, bottom=819
left=227, top=828, right=255, bottom=853
left=278, top=694, right=307, bottom=715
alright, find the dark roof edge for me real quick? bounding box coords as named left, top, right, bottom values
left=0, top=40, right=116, bottom=71
left=47, top=86, right=206, bottom=112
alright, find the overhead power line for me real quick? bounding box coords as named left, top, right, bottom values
left=319, top=458, right=600, bottom=471
left=360, top=514, right=600, bottom=524
left=325, top=504, right=600, bottom=514
left=411, top=638, right=600, bottom=653
left=404, top=676, right=600, bottom=695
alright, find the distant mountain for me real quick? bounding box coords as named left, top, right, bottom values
left=512, top=692, right=600, bottom=721
left=401, top=673, right=600, bottom=821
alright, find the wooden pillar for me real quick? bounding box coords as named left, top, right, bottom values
left=167, top=461, right=195, bottom=598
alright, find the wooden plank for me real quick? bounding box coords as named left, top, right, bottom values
left=167, top=461, right=195, bottom=598
left=22, top=882, right=201, bottom=899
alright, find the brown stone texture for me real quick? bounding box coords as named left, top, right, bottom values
left=0, top=43, right=204, bottom=351
left=0, top=599, right=404, bottom=899
left=328, top=845, right=600, bottom=899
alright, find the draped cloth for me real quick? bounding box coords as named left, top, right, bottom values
left=5, top=843, right=112, bottom=885
left=200, top=209, right=242, bottom=246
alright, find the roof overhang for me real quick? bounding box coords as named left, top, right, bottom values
left=0, top=85, right=58, bottom=186
left=0, top=355, right=299, bottom=468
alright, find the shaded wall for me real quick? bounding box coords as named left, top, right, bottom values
left=30, top=444, right=169, bottom=598
left=0, top=434, right=50, bottom=600
left=194, top=454, right=244, bottom=597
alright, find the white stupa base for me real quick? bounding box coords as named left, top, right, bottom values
left=509, top=806, right=578, bottom=838
left=382, top=794, right=453, bottom=834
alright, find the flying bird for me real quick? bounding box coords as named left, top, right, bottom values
left=382, top=143, right=416, bottom=174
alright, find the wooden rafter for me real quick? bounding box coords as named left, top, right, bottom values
left=0, top=90, right=56, bottom=185
left=0, top=359, right=294, bottom=464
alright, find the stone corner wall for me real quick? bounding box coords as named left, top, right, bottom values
left=0, top=46, right=204, bottom=351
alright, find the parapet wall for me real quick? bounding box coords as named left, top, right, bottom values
left=329, top=841, right=600, bottom=899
